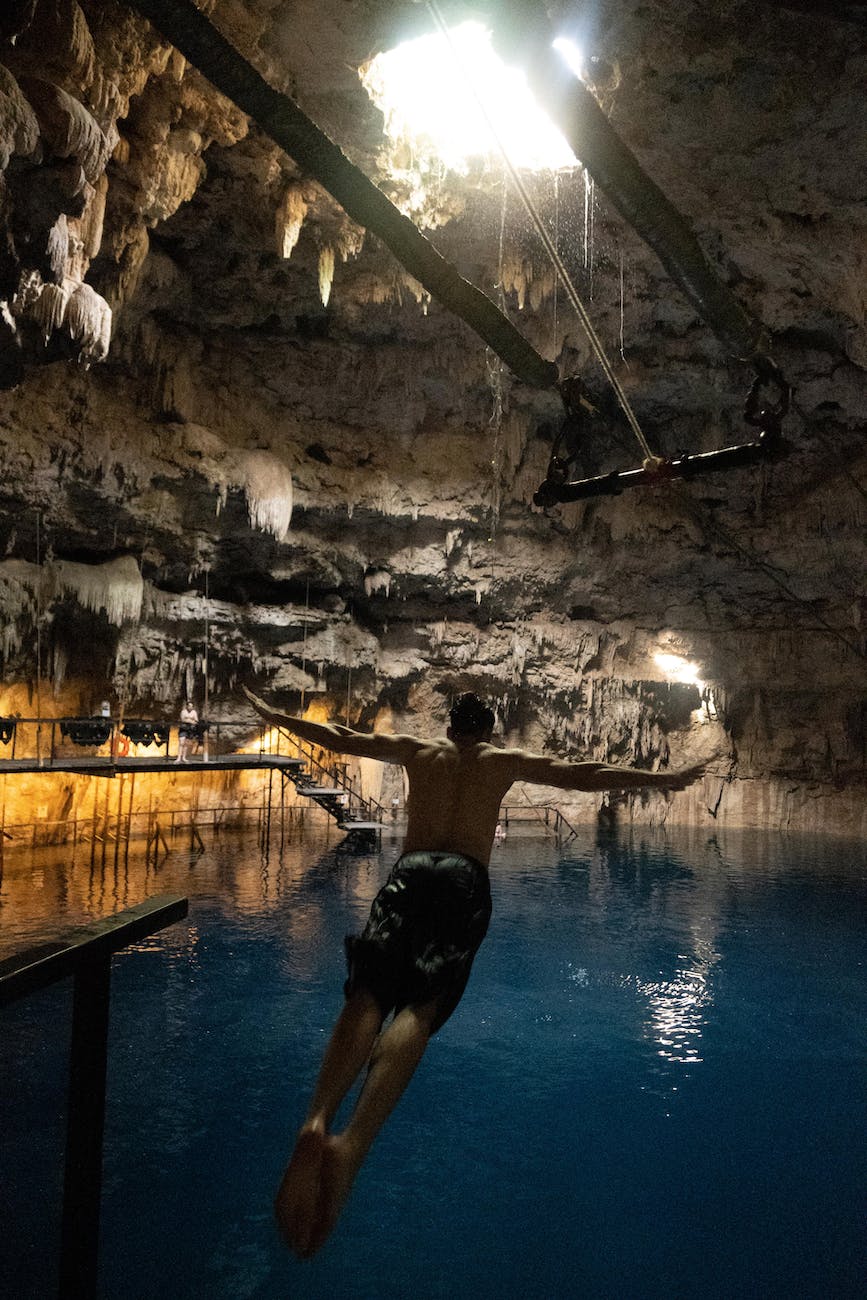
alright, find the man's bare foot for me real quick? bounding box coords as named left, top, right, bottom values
left=305, top=1133, right=364, bottom=1258
left=274, top=1123, right=326, bottom=1257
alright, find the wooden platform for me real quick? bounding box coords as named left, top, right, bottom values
left=0, top=754, right=304, bottom=777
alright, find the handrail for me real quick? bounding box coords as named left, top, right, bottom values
left=284, top=734, right=387, bottom=823
left=1, top=717, right=377, bottom=819
left=0, top=798, right=335, bottom=843
left=551, top=807, right=580, bottom=843
left=500, top=803, right=580, bottom=843
left=1, top=895, right=189, bottom=1299
left=0, top=714, right=302, bottom=768
left=0, top=894, right=189, bottom=1005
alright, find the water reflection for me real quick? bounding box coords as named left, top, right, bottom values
left=561, top=827, right=730, bottom=1087
left=628, top=932, right=721, bottom=1067
left=3, top=825, right=865, bottom=1300
left=0, top=827, right=395, bottom=960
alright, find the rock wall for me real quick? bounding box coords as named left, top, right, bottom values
left=0, top=0, right=865, bottom=835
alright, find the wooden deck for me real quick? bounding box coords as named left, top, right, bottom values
left=0, top=754, right=305, bottom=777
left=0, top=727, right=385, bottom=845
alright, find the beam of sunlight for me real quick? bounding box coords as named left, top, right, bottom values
left=654, top=652, right=703, bottom=688
left=361, top=21, right=580, bottom=175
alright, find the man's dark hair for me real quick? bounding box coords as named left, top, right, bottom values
left=449, top=692, right=495, bottom=737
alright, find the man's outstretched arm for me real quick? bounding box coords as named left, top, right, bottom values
left=506, top=749, right=711, bottom=793
left=243, top=687, right=421, bottom=763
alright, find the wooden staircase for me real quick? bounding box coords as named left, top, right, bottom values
left=280, top=739, right=385, bottom=847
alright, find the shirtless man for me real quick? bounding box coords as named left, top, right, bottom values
left=243, top=687, right=709, bottom=1259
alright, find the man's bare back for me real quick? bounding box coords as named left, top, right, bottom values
left=401, top=739, right=514, bottom=865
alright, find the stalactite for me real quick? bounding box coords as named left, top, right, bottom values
left=68, top=1, right=97, bottom=87
left=46, top=215, right=69, bottom=283
left=0, top=559, right=40, bottom=663
left=429, top=620, right=448, bottom=651
left=497, top=253, right=556, bottom=314
left=355, top=266, right=432, bottom=311
left=364, top=570, right=391, bottom=598
left=318, top=245, right=335, bottom=306
left=510, top=632, right=527, bottom=685
left=30, top=280, right=70, bottom=341
left=14, top=268, right=111, bottom=363
left=0, top=65, right=39, bottom=169
left=10, top=0, right=97, bottom=89
left=52, top=555, right=143, bottom=626
left=63, top=279, right=112, bottom=363
left=18, top=76, right=110, bottom=183
left=275, top=183, right=307, bottom=259
left=335, top=220, right=365, bottom=263
left=69, top=172, right=108, bottom=264
left=239, top=449, right=293, bottom=540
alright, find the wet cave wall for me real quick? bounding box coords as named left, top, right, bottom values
left=0, top=0, right=865, bottom=835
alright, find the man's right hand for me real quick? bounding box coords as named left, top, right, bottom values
left=658, top=760, right=711, bottom=791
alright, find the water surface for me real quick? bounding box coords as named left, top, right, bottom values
left=1, top=826, right=864, bottom=1298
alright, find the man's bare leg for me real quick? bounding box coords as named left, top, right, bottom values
left=306, top=996, right=441, bottom=1257
left=275, top=989, right=383, bottom=1256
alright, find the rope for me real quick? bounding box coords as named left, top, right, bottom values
left=204, top=561, right=210, bottom=722
left=300, top=577, right=309, bottom=715
left=35, top=510, right=43, bottom=766
left=426, top=1, right=656, bottom=461
left=552, top=172, right=560, bottom=353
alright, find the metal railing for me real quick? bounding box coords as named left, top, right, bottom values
left=0, top=718, right=379, bottom=825
left=500, top=803, right=580, bottom=843
left=0, top=714, right=306, bottom=764
left=0, top=895, right=189, bottom=1299
left=273, top=733, right=386, bottom=825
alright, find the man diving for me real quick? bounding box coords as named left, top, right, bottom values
left=243, top=686, right=710, bottom=1259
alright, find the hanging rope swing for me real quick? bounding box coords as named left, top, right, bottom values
left=534, top=367, right=791, bottom=505
left=426, top=0, right=791, bottom=506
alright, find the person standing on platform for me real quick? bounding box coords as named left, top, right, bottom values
left=176, top=699, right=198, bottom=763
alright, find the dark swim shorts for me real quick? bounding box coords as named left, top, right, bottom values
left=344, top=850, right=492, bottom=1033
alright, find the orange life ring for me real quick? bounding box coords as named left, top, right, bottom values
left=116, top=733, right=131, bottom=757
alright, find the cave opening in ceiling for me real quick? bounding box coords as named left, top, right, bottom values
left=360, top=20, right=582, bottom=178
left=655, top=653, right=703, bottom=689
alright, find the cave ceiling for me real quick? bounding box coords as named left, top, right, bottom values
left=0, top=0, right=865, bottom=777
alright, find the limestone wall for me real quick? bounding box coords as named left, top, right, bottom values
left=0, top=2, right=864, bottom=834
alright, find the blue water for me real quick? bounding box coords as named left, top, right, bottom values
left=1, top=828, right=865, bottom=1299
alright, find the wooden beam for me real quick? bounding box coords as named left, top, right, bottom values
left=126, top=0, right=560, bottom=391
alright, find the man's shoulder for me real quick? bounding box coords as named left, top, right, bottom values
left=407, top=736, right=453, bottom=759
left=479, top=742, right=525, bottom=762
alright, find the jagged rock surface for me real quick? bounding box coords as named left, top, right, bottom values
left=0, top=0, right=864, bottom=834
